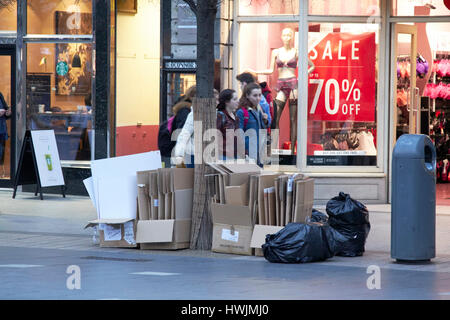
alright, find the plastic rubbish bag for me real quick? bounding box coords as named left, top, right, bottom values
left=309, top=209, right=329, bottom=224
left=326, top=192, right=370, bottom=257
left=262, top=222, right=346, bottom=263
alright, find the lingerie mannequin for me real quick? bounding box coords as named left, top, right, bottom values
left=254, top=27, right=315, bottom=153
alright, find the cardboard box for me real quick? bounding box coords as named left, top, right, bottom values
left=85, top=219, right=137, bottom=248
left=207, top=163, right=261, bottom=204
left=225, top=182, right=249, bottom=206
left=211, top=202, right=254, bottom=256
left=292, top=178, right=315, bottom=223
left=250, top=224, right=284, bottom=257
left=137, top=188, right=193, bottom=250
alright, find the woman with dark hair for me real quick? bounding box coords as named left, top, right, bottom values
left=236, top=83, right=268, bottom=166
left=216, top=89, right=242, bottom=160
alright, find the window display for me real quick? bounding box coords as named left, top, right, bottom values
left=253, top=28, right=315, bottom=153
left=26, top=43, right=93, bottom=161
left=27, top=0, right=92, bottom=35
left=238, top=23, right=300, bottom=155
left=307, top=23, right=379, bottom=166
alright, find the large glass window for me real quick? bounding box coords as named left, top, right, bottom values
left=27, top=0, right=92, bottom=34
left=309, top=0, right=379, bottom=16
left=0, top=1, right=17, bottom=31
left=239, top=0, right=298, bottom=16
left=26, top=43, right=94, bottom=161
left=238, top=22, right=299, bottom=155
left=392, top=0, right=450, bottom=16
left=307, top=23, right=379, bottom=166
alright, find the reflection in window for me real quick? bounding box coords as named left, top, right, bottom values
left=27, top=0, right=92, bottom=34
left=309, top=0, right=379, bottom=16
left=307, top=23, right=379, bottom=166
left=26, top=43, right=93, bottom=161
left=392, top=0, right=450, bottom=16
left=0, top=0, right=17, bottom=31
left=239, top=0, right=298, bottom=15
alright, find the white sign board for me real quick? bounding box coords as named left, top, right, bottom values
left=30, top=130, right=65, bottom=187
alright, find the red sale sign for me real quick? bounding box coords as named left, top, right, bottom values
left=308, top=32, right=376, bottom=122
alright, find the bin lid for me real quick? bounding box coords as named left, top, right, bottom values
left=393, top=134, right=436, bottom=160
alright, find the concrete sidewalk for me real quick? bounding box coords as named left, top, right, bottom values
left=1, top=188, right=450, bottom=300
left=1, top=188, right=450, bottom=265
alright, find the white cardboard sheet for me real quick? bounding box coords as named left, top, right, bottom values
left=84, top=151, right=162, bottom=220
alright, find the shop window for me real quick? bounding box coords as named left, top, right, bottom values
left=392, top=0, right=450, bottom=16
left=27, top=0, right=92, bottom=35
left=307, top=23, right=379, bottom=166
left=239, top=0, right=298, bottom=16
left=238, top=22, right=300, bottom=157
left=309, top=0, right=379, bottom=16
left=0, top=1, right=17, bottom=31
left=26, top=43, right=94, bottom=161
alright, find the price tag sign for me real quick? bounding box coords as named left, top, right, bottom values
left=308, top=33, right=376, bottom=122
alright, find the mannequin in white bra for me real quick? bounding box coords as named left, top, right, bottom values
left=251, top=28, right=315, bottom=153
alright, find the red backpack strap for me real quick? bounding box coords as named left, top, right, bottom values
left=240, top=107, right=249, bottom=129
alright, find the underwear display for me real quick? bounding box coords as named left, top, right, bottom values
left=276, top=77, right=298, bottom=100
left=276, top=56, right=297, bottom=69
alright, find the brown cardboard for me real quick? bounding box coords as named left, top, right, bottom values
left=221, top=163, right=262, bottom=174
left=211, top=202, right=254, bottom=255
left=149, top=171, right=159, bottom=220
left=268, top=187, right=276, bottom=226
left=136, top=219, right=191, bottom=250
left=249, top=174, right=259, bottom=226
left=250, top=224, right=283, bottom=253
left=137, top=185, right=150, bottom=220
left=274, top=179, right=280, bottom=226
left=85, top=219, right=137, bottom=248
left=225, top=182, right=248, bottom=206
left=293, top=178, right=315, bottom=223
left=258, top=173, right=282, bottom=225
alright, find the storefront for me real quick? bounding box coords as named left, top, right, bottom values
left=0, top=0, right=113, bottom=194
left=228, top=0, right=450, bottom=204
left=0, top=0, right=449, bottom=204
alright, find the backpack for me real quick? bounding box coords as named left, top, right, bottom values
left=239, top=107, right=249, bottom=129
left=158, top=115, right=176, bottom=157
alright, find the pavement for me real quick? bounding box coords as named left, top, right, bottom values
left=0, top=188, right=450, bottom=300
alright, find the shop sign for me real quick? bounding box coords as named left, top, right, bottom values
left=56, top=61, right=69, bottom=76
left=164, top=61, right=197, bottom=70
left=308, top=32, right=376, bottom=122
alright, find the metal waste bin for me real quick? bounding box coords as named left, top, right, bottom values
left=391, top=134, right=436, bottom=261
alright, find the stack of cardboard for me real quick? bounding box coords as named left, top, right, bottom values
left=136, top=168, right=194, bottom=250
left=83, top=151, right=162, bottom=248
left=208, top=163, right=315, bottom=257
left=251, top=174, right=315, bottom=256
left=209, top=163, right=261, bottom=255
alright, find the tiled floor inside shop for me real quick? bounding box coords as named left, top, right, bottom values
left=437, top=183, right=450, bottom=206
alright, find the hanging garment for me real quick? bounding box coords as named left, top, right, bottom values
left=355, top=131, right=377, bottom=156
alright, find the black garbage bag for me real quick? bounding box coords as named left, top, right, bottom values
left=262, top=222, right=346, bottom=263
left=326, top=192, right=371, bottom=257
left=309, top=209, right=329, bottom=224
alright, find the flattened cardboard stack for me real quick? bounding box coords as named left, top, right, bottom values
left=136, top=168, right=194, bottom=250
left=250, top=174, right=315, bottom=256
left=209, top=163, right=261, bottom=255
left=208, top=163, right=315, bottom=257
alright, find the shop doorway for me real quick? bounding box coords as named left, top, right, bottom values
left=393, top=24, right=419, bottom=143
left=391, top=21, right=450, bottom=205
left=0, top=46, right=16, bottom=188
